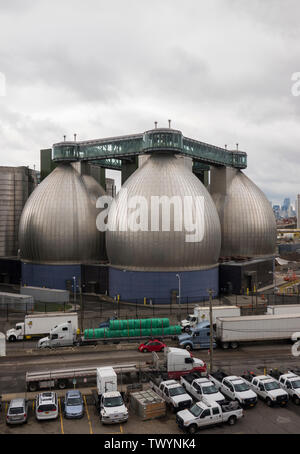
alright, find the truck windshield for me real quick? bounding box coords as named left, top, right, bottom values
left=264, top=382, right=280, bottom=391
left=234, top=383, right=250, bottom=392
left=169, top=386, right=186, bottom=397
left=189, top=404, right=202, bottom=417
left=292, top=380, right=300, bottom=389
left=202, top=385, right=218, bottom=395
left=103, top=396, right=123, bottom=407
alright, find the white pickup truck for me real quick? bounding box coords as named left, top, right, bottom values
left=209, top=371, right=257, bottom=408
left=180, top=373, right=226, bottom=405
left=269, top=370, right=300, bottom=405
left=149, top=377, right=193, bottom=412
left=176, top=398, right=243, bottom=434
left=241, top=373, right=289, bottom=407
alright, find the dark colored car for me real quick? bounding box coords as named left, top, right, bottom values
left=138, top=340, right=166, bottom=353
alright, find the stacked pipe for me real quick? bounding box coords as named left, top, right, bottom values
left=84, top=318, right=181, bottom=339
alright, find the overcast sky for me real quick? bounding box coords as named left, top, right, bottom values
left=0, top=0, right=300, bottom=205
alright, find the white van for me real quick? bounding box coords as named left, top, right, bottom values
left=35, top=392, right=58, bottom=421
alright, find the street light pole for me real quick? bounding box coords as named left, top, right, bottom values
left=176, top=274, right=181, bottom=322
left=73, top=276, right=76, bottom=311
left=208, top=289, right=214, bottom=374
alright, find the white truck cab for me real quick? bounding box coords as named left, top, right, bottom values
left=96, top=367, right=128, bottom=424
left=180, top=375, right=226, bottom=405
left=38, top=322, right=77, bottom=348
left=209, top=373, right=257, bottom=407
left=243, top=374, right=289, bottom=407
left=277, top=373, right=300, bottom=405
left=176, top=398, right=243, bottom=434
left=6, top=323, right=24, bottom=342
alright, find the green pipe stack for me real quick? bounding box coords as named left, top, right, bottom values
left=84, top=318, right=181, bottom=339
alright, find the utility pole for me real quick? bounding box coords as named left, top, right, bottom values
left=208, top=289, right=214, bottom=374
left=79, top=277, right=83, bottom=334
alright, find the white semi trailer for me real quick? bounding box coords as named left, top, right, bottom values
left=266, top=305, right=300, bottom=316
left=216, top=314, right=300, bottom=349
left=180, top=306, right=241, bottom=331
left=6, top=312, right=78, bottom=342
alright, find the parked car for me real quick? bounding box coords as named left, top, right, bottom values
left=138, top=340, right=166, bottom=353
left=35, top=392, right=59, bottom=421
left=63, top=390, right=84, bottom=419
left=6, top=398, right=28, bottom=425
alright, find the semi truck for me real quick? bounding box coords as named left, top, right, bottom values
left=25, top=347, right=206, bottom=391
left=180, top=306, right=240, bottom=331
left=176, top=398, right=243, bottom=434
left=94, top=367, right=128, bottom=424
left=209, top=370, right=257, bottom=407
left=6, top=313, right=78, bottom=342
left=37, top=318, right=181, bottom=348
left=179, top=314, right=300, bottom=350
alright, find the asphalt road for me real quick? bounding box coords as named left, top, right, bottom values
left=1, top=341, right=300, bottom=395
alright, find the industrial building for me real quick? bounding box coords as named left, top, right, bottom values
left=0, top=124, right=277, bottom=303
left=0, top=166, right=37, bottom=285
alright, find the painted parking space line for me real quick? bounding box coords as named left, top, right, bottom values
left=120, top=424, right=123, bottom=433
left=84, top=396, right=93, bottom=434
left=58, top=398, right=64, bottom=434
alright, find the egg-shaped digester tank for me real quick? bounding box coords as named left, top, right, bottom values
left=19, top=163, right=106, bottom=289
left=106, top=152, right=222, bottom=302
left=211, top=168, right=276, bottom=258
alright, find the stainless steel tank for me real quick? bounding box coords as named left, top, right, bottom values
left=106, top=152, right=221, bottom=270
left=19, top=163, right=106, bottom=264
left=211, top=168, right=276, bottom=258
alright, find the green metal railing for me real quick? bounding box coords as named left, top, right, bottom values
left=52, top=128, right=247, bottom=169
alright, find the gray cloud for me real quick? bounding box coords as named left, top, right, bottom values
left=0, top=0, right=299, bottom=204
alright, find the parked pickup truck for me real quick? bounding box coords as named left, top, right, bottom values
left=180, top=372, right=226, bottom=405
left=209, top=370, right=257, bottom=408
left=149, top=376, right=193, bottom=412
left=176, top=398, right=243, bottom=434
left=241, top=373, right=289, bottom=407
left=268, top=369, right=300, bottom=405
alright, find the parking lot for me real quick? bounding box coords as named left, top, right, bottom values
left=1, top=387, right=300, bottom=435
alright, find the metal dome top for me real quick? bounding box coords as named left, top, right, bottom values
left=106, top=152, right=221, bottom=271
left=19, top=163, right=106, bottom=264
left=211, top=168, right=276, bottom=258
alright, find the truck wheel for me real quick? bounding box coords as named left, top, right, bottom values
left=230, top=342, right=238, bottom=349
left=221, top=342, right=229, bottom=350
left=188, top=424, right=198, bottom=434
left=9, top=335, right=17, bottom=342
left=293, top=395, right=300, bottom=405
left=228, top=415, right=237, bottom=425
left=185, top=345, right=193, bottom=352
left=58, top=380, right=68, bottom=390
left=184, top=327, right=190, bottom=333
left=28, top=382, right=38, bottom=392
